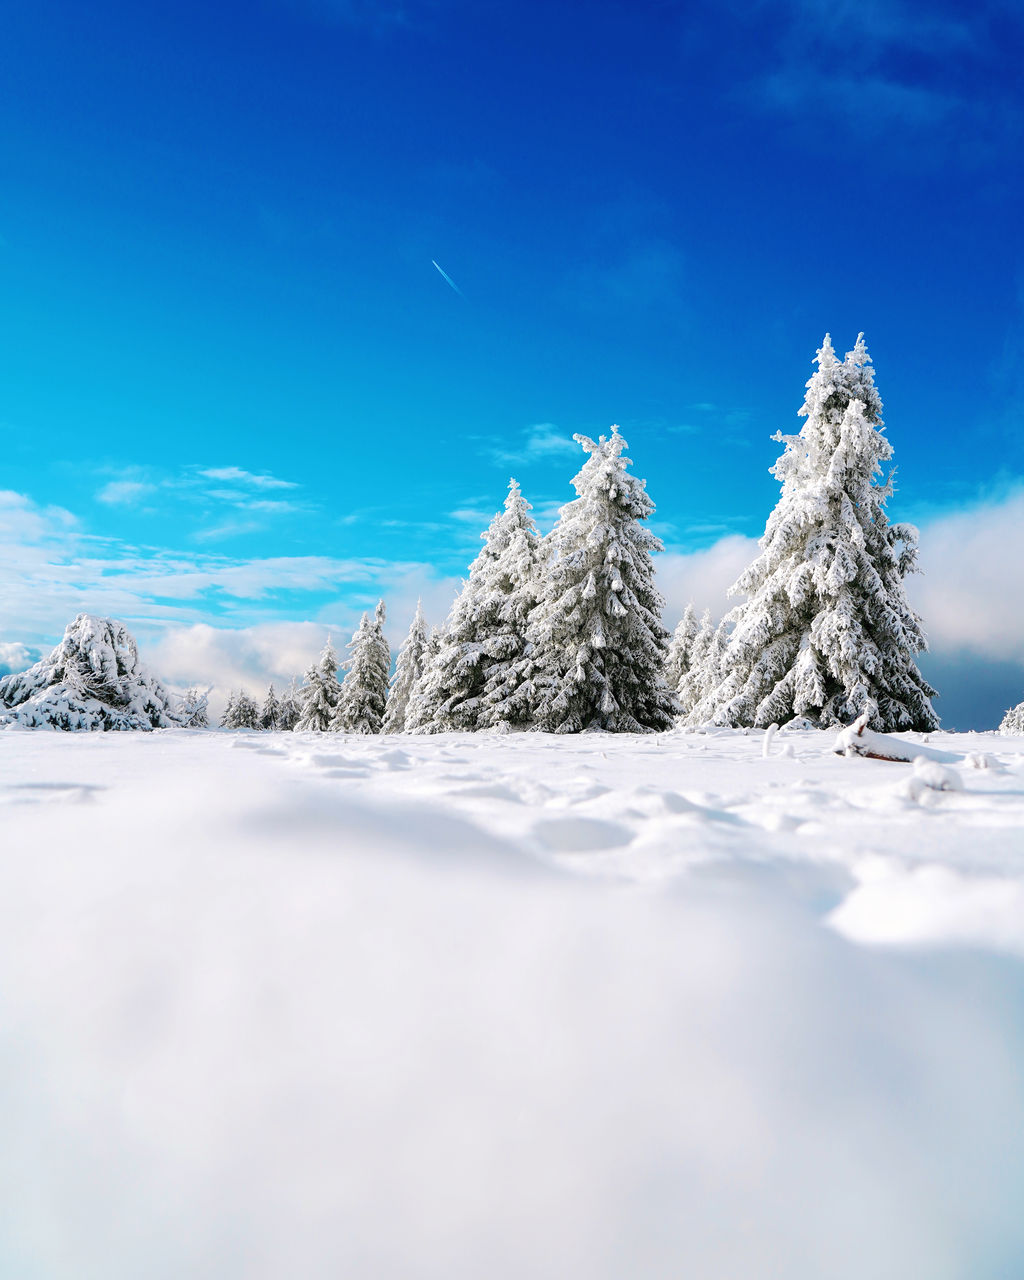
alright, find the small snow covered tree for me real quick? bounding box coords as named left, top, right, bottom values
left=220, top=691, right=237, bottom=728
left=0, top=614, right=182, bottom=731
left=382, top=601, right=430, bottom=734
left=333, top=601, right=391, bottom=734
left=179, top=686, right=210, bottom=728
left=690, top=335, right=938, bottom=732
left=999, top=700, right=1024, bottom=735
left=666, top=603, right=700, bottom=693
left=408, top=479, right=543, bottom=733
left=224, top=690, right=260, bottom=729
left=676, top=608, right=714, bottom=717
left=522, top=428, right=678, bottom=734
left=260, top=684, right=281, bottom=731
left=278, top=677, right=302, bottom=731
left=295, top=637, right=341, bottom=732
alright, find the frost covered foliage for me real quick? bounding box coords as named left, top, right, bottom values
left=523, top=428, right=677, bottom=734
left=296, top=638, right=341, bottom=733
left=260, top=685, right=281, bottom=731
left=0, top=614, right=182, bottom=731
left=333, top=602, right=390, bottom=734
left=278, top=678, right=302, bottom=732
left=691, top=336, right=938, bottom=732
left=179, top=687, right=209, bottom=728
left=676, top=609, right=714, bottom=717
left=382, top=601, right=430, bottom=734
left=222, top=690, right=260, bottom=730
left=409, top=479, right=542, bottom=733
left=999, top=701, right=1024, bottom=735
left=665, top=603, right=699, bottom=693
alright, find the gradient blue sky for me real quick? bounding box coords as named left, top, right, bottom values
left=1, top=0, right=1022, bottom=725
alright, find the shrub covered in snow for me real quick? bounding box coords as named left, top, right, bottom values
left=0, top=614, right=183, bottom=731
left=999, top=701, right=1024, bottom=736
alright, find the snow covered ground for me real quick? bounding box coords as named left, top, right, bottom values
left=2, top=726, right=1024, bottom=1278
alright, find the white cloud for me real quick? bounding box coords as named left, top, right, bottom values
left=0, top=640, right=34, bottom=673
left=906, top=488, right=1024, bottom=662
left=658, top=534, right=760, bottom=625
left=197, top=467, right=298, bottom=490
left=485, top=423, right=581, bottom=467
left=96, top=479, right=157, bottom=506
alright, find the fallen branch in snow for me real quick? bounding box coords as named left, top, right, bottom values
left=833, top=714, right=962, bottom=764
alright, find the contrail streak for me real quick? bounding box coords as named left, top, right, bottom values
left=431, top=259, right=465, bottom=298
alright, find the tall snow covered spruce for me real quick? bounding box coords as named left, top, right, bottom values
left=295, top=637, right=341, bottom=732
left=0, top=614, right=183, bottom=731
left=522, top=428, right=677, bottom=734
left=408, top=479, right=543, bottom=733
left=689, top=335, right=938, bottom=731
left=333, top=601, right=391, bottom=734
left=382, top=601, right=430, bottom=734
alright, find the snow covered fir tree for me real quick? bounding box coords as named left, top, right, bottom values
left=999, top=700, right=1024, bottom=735
left=687, top=335, right=938, bottom=732
left=517, top=428, right=678, bottom=734
left=333, top=602, right=391, bottom=734
left=408, top=479, right=543, bottom=733
left=295, top=638, right=341, bottom=732
left=0, top=614, right=183, bottom=731
left=179, top=686, right=210, bottom=728
left=382, top=601, right=430, bottom=734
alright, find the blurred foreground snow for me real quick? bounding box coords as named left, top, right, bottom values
left=2, top=727, right=1023, bottom=1278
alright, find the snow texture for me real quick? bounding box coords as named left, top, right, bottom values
left=2, top=726, right=1024, bottom=1279
left=692, top=336, right=938, bottom=732
left=0, top=613, right=182, bottom=731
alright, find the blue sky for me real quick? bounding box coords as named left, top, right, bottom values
left=1, top=0, right=1022, bottom=725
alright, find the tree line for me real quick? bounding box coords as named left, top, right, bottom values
left=215, top=334, right=940, bottom=736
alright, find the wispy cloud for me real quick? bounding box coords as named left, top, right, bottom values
left=483, top=422, right=580, bottom=467
left=96, top=479, right=158, bottom=506
left=197, top=467, right=298, bottom=491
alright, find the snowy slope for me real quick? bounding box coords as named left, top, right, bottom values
left=2, top=728, right=1023, bottom=1279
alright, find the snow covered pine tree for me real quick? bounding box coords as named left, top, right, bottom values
left=665, top=602, right=699, bottom=694
left=0, top=614, right=183, bottom=730
left=179, top=686, right=210, bottom=728
left=260, top=684, right=281, bottom=731
left=223, top=690, right=260, bottom=729
left=333, top=601, right=391, bottom=734
left=382, top=600, right=431, bottom=733
left=408, top=479, right=542, bottom=733
left=524, top=428, right=677, bottom=733
left=999, top=700, right=1024, bottom=735
left=278, top=677, right=303, bottom=731
left=689, top=335, right=938, bottom=731
left=295, top=637, right=341, bottom=732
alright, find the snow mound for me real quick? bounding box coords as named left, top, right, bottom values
left=0, top=614, right=182, bottom=731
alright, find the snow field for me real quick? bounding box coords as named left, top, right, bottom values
left=2, top=728, right=1024, bottom=1278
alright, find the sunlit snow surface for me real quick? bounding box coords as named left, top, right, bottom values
left=2, top=726, right=1024, bottom=1278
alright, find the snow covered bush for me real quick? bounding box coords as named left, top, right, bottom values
left=0, top=614, right=183, bottom=731
left=690, top=335, right=938, bottom=732
left=333, top=602, right=391, bottom=734
left=520, top=427, right=678, bottom=734
left=999, top=701, right=1024, bottom=735
left=409, top=479, right=543, bottom=733
left=222, top=690, right=260, bottom=730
